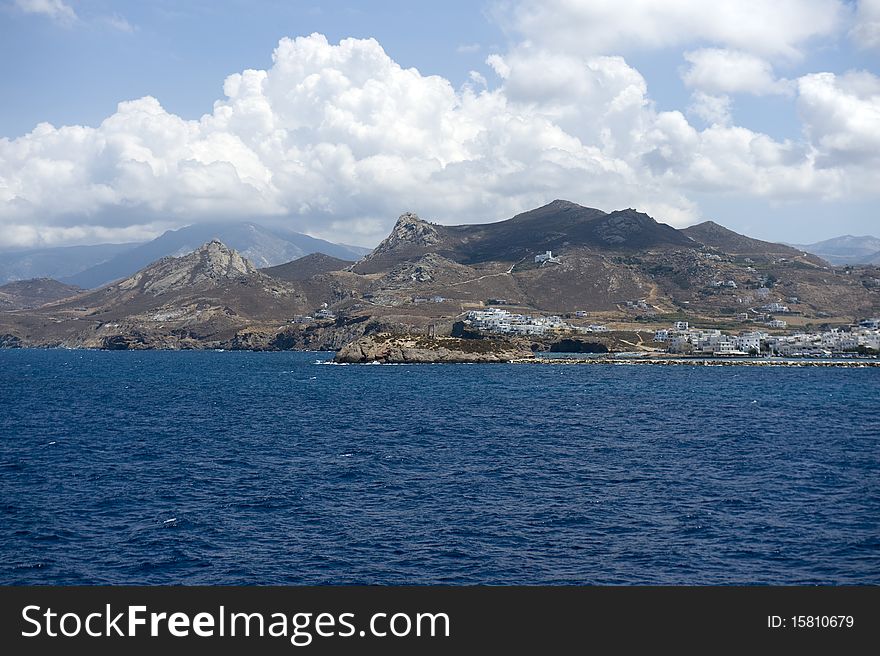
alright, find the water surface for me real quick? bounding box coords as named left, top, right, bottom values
left=1, top=350, right=877, bottom=584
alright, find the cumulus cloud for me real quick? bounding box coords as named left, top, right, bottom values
left=682, top=49, right=794, bottom=96
left=797, top=70, right=880, bottom=167
left=494, top=0, right=848, bottom=59
left=2, top=32, right=880, bottom=249
left=14, top=0, right=77, bottom=26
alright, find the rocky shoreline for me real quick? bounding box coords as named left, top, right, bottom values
left=334, top=333, right=534, bottom=363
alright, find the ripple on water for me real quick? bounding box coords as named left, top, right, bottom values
left=0, top=350, right=877, bottom=584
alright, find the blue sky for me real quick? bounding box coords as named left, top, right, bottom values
left=1, top=0, right=879, bottom=249
left=0, top=1, right=503, bottom=136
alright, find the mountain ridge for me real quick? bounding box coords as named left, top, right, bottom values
left=354, top=200, right=692, bottom=274
left=2, top=202, right=878, bottom=351
left=61, top=222, right=370, bottom=289
left=682, top=221, right=826, bottom=265
left=790, top=235, right=880, bottom=266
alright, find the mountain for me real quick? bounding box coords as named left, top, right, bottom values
left=0, top=242, right=141, bottom=285
left=354, top=200, right=692, bottom=274
left=791, top=235, right=880, bottom=266
left=682, top=221, right=826, bottom=265
left=63, top=222, right=371, bottom=289
left=3, top=202, right=878, bottom=351
left=262, top=253, right=353, bottom=282
left=0, top=278, right=82, bottom=310
left=2, top=241, right=311, bottom=349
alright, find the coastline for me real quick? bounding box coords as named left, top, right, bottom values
left=516, top=355, right=880, bottom=367
left=2, top=345, right=878, bottom=366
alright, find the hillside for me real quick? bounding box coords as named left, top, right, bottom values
left=3, top=203, right=879, bottom=351
left=262, top=253, right=354, bottom=281
left=0, top=278, right=82, bottom=310
left=2, top=241, right=310, bottom=349
left=354, top=200, right=691, bottom=273
left=682, top=221, right=825, bottom=265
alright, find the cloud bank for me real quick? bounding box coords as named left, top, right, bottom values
left=2, top=1, right=880, bottom=248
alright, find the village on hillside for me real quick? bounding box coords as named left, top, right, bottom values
left=462, top=307, right=880, bottom=357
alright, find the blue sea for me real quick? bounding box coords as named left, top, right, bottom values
left=1, top=350, right=878, bottom=585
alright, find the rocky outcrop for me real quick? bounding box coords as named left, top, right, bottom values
left=117, top=239, right=258, bottom=296
left=352, top=213, right=445, bottom=274
left=0, top=333, right=22, bottom=348
left=377, top=213, right=441, bottom=251
left=548, top=338, right=609, bottom=353
left=334, top=333, right=534, bottom=363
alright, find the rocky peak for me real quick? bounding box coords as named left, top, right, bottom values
left=388, top=212, right=440, bottom=246
left=594, top=209, right=655, bottom=244
left=194, top=240, right=258, bottom=278
left=546, top=199, right=581, bottom=210
left=366, top=212, right=442, bottom=259
left=117, top=240, right=259, bottom=296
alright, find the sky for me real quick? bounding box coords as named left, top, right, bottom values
left=0, top=0, right=879, bottom=250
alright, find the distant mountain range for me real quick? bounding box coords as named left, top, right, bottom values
left=3, top=213, right=876, bottom=289
left=2, top=200, right=877, bottom=350
left=0, top=222, right=371, bottom=287
left=0, top=242, right=141, bottom=286
left=62, top=223, right=370, bottom=289
left=790, top=235, right=880, bottom=266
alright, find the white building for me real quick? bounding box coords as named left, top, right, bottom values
left=466, top=308, right=575, bottom=336
left=534, top=250, right=561, bottom=265
left=734, top=333, right=762, bottom=353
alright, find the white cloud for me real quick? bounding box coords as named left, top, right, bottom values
left=682, top=49, right=794, bottom=96
left=851, top=0, right=880, bottom=49
left=495, top=0, right=848, bottom=60
left=468, top=70, right=488, bottom=88
left=687, top=92, right=732, bottom=126
left=485, top=54, right=510, bottom=79
left=797, top=70, right=880, bottom=167
left=2, top=33, right=880, bottom=249
left=15, top=0, right=77, bottom=26
left=0, top=222, right=172, bottom=250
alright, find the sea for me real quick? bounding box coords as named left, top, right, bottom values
left=1, top=349, right=877, bottom=585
